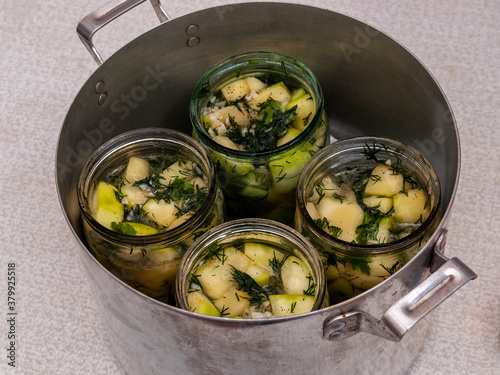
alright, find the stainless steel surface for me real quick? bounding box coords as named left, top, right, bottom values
left=76, top=0, right=169, bottom=65
left=56, top=2, right=475, bottom=374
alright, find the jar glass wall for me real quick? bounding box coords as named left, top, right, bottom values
left=176, top=219, right=327, bottom=318
left=295, top=136, right=441, bottom=305
left=190, top=51, right=329, bottom=226
left=77, top=128, right=225, bottom=304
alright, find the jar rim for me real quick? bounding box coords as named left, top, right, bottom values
left=189, top=51, right=325, bottom=159
left=176, top=218, right=327, bottom=317
left=296, top=135, right=442, bottom=255
left=77, top=127, right=220, bottom=246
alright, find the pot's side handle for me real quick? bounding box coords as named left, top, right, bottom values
left=77, top=0, right=170, bottom=65
left=323, top=231, right=477, bottom=342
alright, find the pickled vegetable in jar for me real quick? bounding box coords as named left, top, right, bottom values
left=201, top=77, right=315, bottom=152
left=176, top=219, right=326, bottom=318
left=90, top=154, right=209, bottom=235
left=78, top=128, right=225, bottom=304
left=308, top=159, right=433, bottom=245
left=295, top=137, right=441, bottom=305
left=190, top=52, right=329, bottom=226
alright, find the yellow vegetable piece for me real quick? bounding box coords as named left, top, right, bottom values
left=123, top=156, right=150, bottom=184
left=213, top=288, right=251, bottom=316
left=316, top=197, right=364, bottom=242
left=90, top=181, right=124, bottom=230
left=362, top=196, right=393, bottom=214
left=120, top=184, right=148, bottom=208
left=364, top=164, right=404, bottom=197
left=276, top=127, right=301, bottom=147
left=221, top=78, right=250, bottom=102
left=248, top=82, right=292, bottom=109
left=243, top=242, right=284, bottom=272
left=143, top=199, right=178, bottom=228
left=393, top=188, right=431, bottom=223
left=188, top=291, right=221, bottom=317
left=269, top=294, right=315, bottom=317
left=281, top=256, right=312, bottom=295
left=125, top=222, right=158, bottom=236
left=285, top=94, right=315, bottom=131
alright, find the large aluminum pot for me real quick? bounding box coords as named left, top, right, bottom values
left=56, top=1, right=476, bottom=374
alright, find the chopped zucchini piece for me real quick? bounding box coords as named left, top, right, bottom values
left=269, top=148, right=312, bottom=194
left=362, top=196, right=393, bottom=214
left=246, top=264, right=270, bottom=286
left=238, top=169, right=273, bottom=198
left=248, top=82, right=292, bottom=108
left=195, top=261, right=232, bottom=300
left=269, top=294, right=315, bottom=317
left=290, top=88, right=307, bottom=102
left=148, top=246, right=180, bottom=263
left=244, top=242, right=284, bottom=272
left=90, top=181, right=124, bottom=229
left=123, top=156, right=150, bottom=184
left=285, top=94, right=315, bottom=131
left=120, top=184, right=148, bottom=208
left=364, top=164, right=404, bottom=197
left=169, top=211, right=194, bottom=230
left=224, top=247, right=252, bottom=273
left=393, top=188, right=430, bottom=223
left=374, top=216, right=394, bottom=244
left=213, top=288, right=251, bottom=316
left=125, top=222, right=158, bottom=236
left=188, top=291, right=221, bottom=317
left=160, top=159, right=194, bottom=183
left=316, top=197, right=364, bottom=243
left=305, top=202, right=320, bottom=221
left=143, top=199, right=178, bottom=228
left=245, top=77, right=266, bottom=93
left=212, top=151, right=254, bottom=176
left=281, top=256, right=313, bottom=295
left=276, top=127, right=301, bottom=147
left=221, top=78, right=250, bottom=102
left=212, top=135, right=239, bottom=150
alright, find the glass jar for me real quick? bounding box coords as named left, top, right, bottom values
left=295, top=136, right=441, bottom=305
left=176, top=219, right=327, bottom=319
left=77, top=128, right=225, bottom=305
left=190, top=51, right=329, bottom=226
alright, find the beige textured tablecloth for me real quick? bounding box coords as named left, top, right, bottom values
left=1, top=0, right=498, bottom=374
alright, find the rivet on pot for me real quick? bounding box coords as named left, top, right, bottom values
left=97, top=92, right=108, bottom=105
left=329, top=331, right=345, bottom=341
left=187, top=36, right=200, bottom=47
left=186, top=24, right=199, bottom=35
left=95, top=81, right=105, bottom=94
left=331, top=321, right=346, bottom=330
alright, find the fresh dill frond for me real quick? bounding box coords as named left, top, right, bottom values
left=230, top=266, right=269, bottom=308
left=303, top=275, right=316, bottom=296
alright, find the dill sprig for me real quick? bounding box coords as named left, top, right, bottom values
left=145, top=155, right=178, bottom=173
left=349, top=258, right=371, bottom=276
left=230, top=266, right=269, bottom=308
left=303, top=275, right=316, bottom=296
left=314, top=217, right=343, bottom=239
left=380, top=258, right=404, bottom=275
left=225, top=98, right=297, bottom=151
left=269, top=252, right=288, bottom=275
left=202, top=245, right=227, bottom=264
left=355, top=208, right=388, bottom=245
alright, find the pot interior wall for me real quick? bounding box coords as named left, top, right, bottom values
left=57, top=2, right=458, bottom=266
